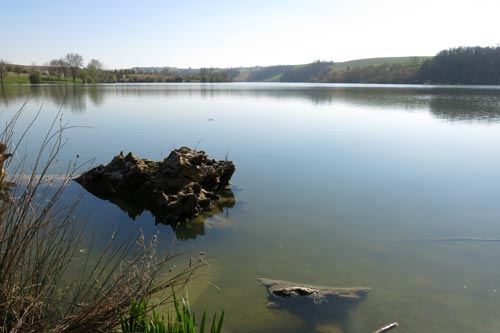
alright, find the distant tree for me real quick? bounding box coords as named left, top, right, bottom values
left=48, top=60, right=59, bottom=78
left=65, top=53, right=83, bottom=82
left=87, top=59, right=104, bottom=82
left=418, top=46, right=500, bottom=85
left=49, top=58, right=68, bottom=80
left=58, top=58, right=69, bottom=79
left=77, top=68, right=89, bottom=83
left=0, top=59, right=9, bottom=85
left=13, top=66, right=23, bottom=78
left=199, top=68, right=207, bottom=82
left=28, top=71, right=41, bottom=84
left=87, top=59, right=103, bottom=70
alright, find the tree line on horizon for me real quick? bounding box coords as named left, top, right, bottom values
left=0, top=54, right=234, bottom=84
left=2, top=46, right=500, bottom=85
left=418, top=46, right=500, bottom=84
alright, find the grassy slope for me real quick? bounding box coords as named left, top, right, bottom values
left=234, top=56, right=432, bottom=82
left=2, top=72, right=82, bottom=84
left=3, top=73, right=30, bottom=84
left=330, top=56, right=430, bottom=71
left=234, top=69, right=251, bottom=81
left=262, top=73, right=283, bottom=82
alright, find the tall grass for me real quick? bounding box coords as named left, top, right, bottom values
left=0, top=100, right=204, bottom=332
left=120, top=289, right=224, bottom=333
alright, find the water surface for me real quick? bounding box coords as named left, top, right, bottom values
left=2, top=83, right=500, bottom=332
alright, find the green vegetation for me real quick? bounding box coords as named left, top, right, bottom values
left=0, top=64, right=233, bottom=85
left=246, top=65, right=290, bottom=82
left=232, top=57, right=430, bottom=84
left=2, top=46, right=499, bottom=86
left=120, top=290, right=224, bottom=333
left=324, top=47, right=500, bottom=85
left=1, top=72, right=30, bottom=84
left=326, top=59, right=425, bottom=84
left=418, top=46, right=500, bottom=84
left=236, top=47, right=500, bottom=85
left=280, top=61, right=333, bottom=82
left=28, top=71, right=41, bottom=84
left=0, top=60, right=6, bottom=85
left=330, top=56, right=429, bottom=72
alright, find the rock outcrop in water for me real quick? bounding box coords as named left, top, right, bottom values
left=75, top=147, right=236, bottom=228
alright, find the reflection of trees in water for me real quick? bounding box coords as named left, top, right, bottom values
left=0, top=84, right=31, bottom=107
left=87, top=85, right=105, bottom=106
left=0, top=84, right=93, bottom=112
left=68, top=85, right=86, bottom=112
left=428, top=89, right=500, bottom=122
left=1, top=84, right=500, bottom=122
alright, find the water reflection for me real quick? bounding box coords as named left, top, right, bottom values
left=2, top=82, right=500, bottom=333
left=1, top=84, right=500, bottom=122
left=75, top=179, right=236, bottom=240
left=428, top=91, right=500, bottom=122
left=284, top=300, right=363, bottom=333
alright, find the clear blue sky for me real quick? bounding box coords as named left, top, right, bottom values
left=2, top=0, right=499, bottom=69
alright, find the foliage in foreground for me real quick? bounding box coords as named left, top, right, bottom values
left=120, top=289, right=224, bottom=333
left=0, top=100, right=205, bottom=332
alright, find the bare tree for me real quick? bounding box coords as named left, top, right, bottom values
left=65, top=53, right=83, bottom=82
left=48, top=59, right=59, bottom=78
left=57, top=58, right=69, bottom=80
left=49, top=58, right=68, bottom=80
left=13, top=66, right=23, bottom=78
left=87, top=59, right=103, bottom=71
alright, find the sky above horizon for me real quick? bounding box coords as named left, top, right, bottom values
left=2, top=0, right=499, bottom=69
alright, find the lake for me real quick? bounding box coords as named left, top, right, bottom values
left=2, top=83, right=500, bottom=333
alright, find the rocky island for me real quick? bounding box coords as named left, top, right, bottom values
left=75, top=147, right=236, bottom=227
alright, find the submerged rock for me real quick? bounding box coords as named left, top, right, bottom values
left=257, top=278, right=370, bottom=332
left=75, top=147, right=236, bottom=229
left=257, top=278, right=369, bottom=307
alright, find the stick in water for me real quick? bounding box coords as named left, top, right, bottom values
left=373, top=322, right=399, bottom=333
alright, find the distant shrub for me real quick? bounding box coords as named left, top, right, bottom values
left=28, top=71, right=41, bottom=84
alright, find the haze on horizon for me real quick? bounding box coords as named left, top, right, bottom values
left=2, top=0, right=499, bottom=69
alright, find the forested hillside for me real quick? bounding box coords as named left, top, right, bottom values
left=418, top=47, right=500, bottom=84
left=238, top=47, right=500, bottom=85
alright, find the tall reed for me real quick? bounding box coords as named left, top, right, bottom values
left=0, top=100, right=204, bottom=332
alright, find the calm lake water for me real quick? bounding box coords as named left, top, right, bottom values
left=2, top=83, right=500, bottom=332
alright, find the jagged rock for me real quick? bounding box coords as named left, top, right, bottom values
left=74, top=147, right=236, bottom=226
left=257, top=278, right=370, bottom=307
